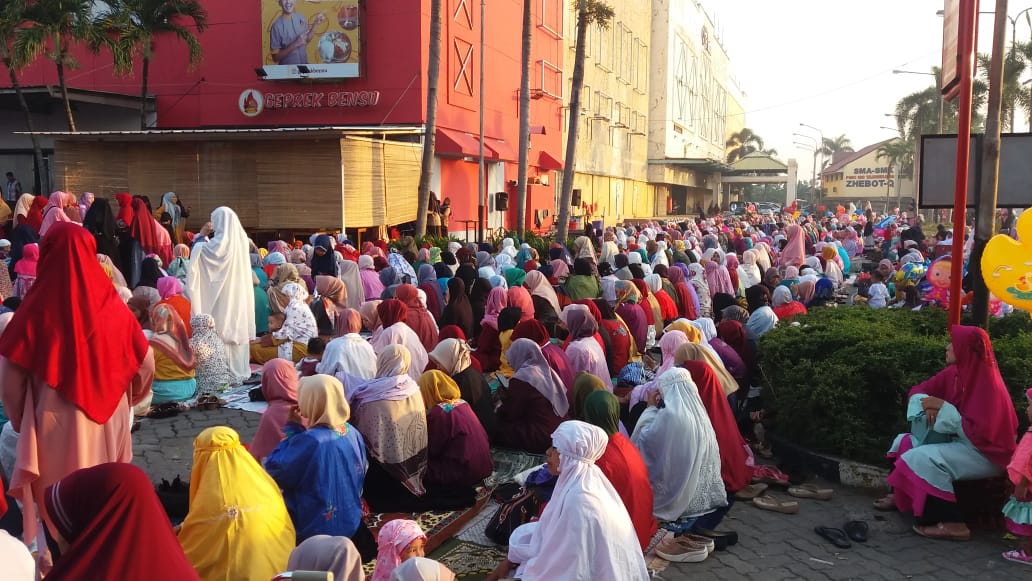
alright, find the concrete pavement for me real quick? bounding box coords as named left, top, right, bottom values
left=131, top=407, right=1024, bottom=580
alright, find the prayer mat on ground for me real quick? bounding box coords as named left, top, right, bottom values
left=486, top=448, right=544, bottom=489
left=361, top=485, right=494, bottom=574
left=428, top=538, right=509, bottom=580
left=643, top=530, right=675, bottom=575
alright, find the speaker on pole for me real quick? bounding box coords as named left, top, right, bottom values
left=495, top=191, right=509, bottom=211
left=571, top=188, right=582, bottom=207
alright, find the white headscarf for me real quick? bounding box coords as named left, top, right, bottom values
left=186, top=207, right=255, bottom=379
left=369, top=322, right=428, bottom=382
left=508, top=421, right=649, bottom=581
left=274, top=282, right=319, bottom=359
left=599, top=241, right=620, bottom=266
left=738, top=250, right=762, bottom=288
left=500, top=237, right=517, bottom=257
left=338, top=258, right=365, bottom=309
left=389, top=557, right=455, bottom=581
left=631, top=367, right=727, bottom=521
left=318, top=334, right=377, bottom=386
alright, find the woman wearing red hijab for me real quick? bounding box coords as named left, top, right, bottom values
left=43, top=463, right=199, bottom=580
left=23, top=196, right=46, bottom=235
left=0, top=222, right=154, bottom=552
left=129, top=198, right=172, bottom=266
left=395, top=283, right=439, bottom=352
left=683, top=360, right=751, bottom=500
left=114, top=192, right=134, bottom=227
left=880, top=326, right=1018, bottom=541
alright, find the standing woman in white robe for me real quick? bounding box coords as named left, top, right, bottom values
left=186, top=207, right=255, bottom=380
left=488, top=420, right=648, bottom=581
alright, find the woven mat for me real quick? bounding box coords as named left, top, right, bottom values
left=428, top=538, right=509, bottom=580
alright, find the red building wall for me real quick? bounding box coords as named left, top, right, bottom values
left=3, top=0, right=564, bottom=232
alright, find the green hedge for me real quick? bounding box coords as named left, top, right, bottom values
left=759, top=307, right=1032, bottom=465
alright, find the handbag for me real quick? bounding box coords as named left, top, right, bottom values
left=484, top=486, right=542, bottom=545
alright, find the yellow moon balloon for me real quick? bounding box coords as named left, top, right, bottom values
left=981, top=209, right=1032, bottom=311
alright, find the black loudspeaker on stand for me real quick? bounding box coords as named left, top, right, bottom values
left=571, top=188, right=582, bottom=207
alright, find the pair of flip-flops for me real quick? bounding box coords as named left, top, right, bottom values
left=815, top=521, right=869, bottom=549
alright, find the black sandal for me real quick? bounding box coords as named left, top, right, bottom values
left=844, top=520, right=869, bottom=543
left=692, top=528, right=739, bottom=547
left=814, top=526, right=851, bottom=549
left=148, top=402, right=180, bottom=419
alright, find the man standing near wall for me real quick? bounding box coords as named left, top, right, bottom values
left=4, top=172, right=22, bottom=208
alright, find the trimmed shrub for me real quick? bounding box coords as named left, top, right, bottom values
left=759, top=307, right=1032, bottom=465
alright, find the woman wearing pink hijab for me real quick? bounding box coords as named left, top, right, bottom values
left=39, top=191, right=73, bottom=237
left=779, top=224, right=806, bottom=268
left=249, top=358, right=301, bottom=461
left=880, top=326, right=1018, bottom=541
left=703, top=260, right=735, bottom=298
left=371, top=519, right=427, bottom=581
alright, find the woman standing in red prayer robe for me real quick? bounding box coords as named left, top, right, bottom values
left=0, top=222, right=155, bottom=555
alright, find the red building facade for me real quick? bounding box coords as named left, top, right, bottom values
left=2, top=0, right=565, bottom=233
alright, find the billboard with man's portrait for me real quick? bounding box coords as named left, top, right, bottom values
left=260, top=0, right=363, bottom=80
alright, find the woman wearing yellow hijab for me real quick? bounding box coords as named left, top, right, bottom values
left=417, top=370, right=494, bottom=508
left=178, top=426, right=295, bottom=581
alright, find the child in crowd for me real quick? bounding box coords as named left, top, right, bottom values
left=867, top=270, right=889, bottom=309
left=371, top=519, right=427, bottom=581
left=297, top=337, right=325, bottom=377
left=496, top=307, right=523, bottom=378
left=250, top=313, right=288, bottom=364
left=1002, top=388, right=1032, bottom=566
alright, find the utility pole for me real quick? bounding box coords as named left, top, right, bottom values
left=972, top=0, right=1008, bottom=326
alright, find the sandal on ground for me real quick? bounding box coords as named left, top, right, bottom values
left=752, top=494, right=800, bottom=514
left=912, top=523, right=970, bottom=541
left=788, top=483, right=834, bottom=500
left=691, top=528, right=738, bottom=547
left=735, top=483, right=768, bottom=501
left=843, top=520, right=869, bottom=543
left=196, top=395, right=222, bottom=411
left=814, top=526, right=852, bottom=549
left=148, top=402, right=180, bottom=419
left=1002, top=549, right=1032, bottom=566
left=873, top=494, right=897, bottom=511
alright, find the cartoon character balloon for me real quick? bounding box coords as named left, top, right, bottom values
left=982, top=208, right=1032, bottom=311
left=923, top=255, right=953, bottom=308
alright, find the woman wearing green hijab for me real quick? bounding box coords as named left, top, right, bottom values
left=582, top=390, right=658, bottom=550
left=504, top=267, right=527, bottom=288
left=572, top=372, right=608, bottom=420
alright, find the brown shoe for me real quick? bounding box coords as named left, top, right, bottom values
left=912, top=523, right=970, bottom=541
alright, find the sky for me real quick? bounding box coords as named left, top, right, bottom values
left=701, top=0, right=1032, bottom=181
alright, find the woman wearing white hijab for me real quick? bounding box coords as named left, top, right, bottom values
left=738, top=250, right=763, bottom=289
left=631, top=367, right=727, bottom=523
left=599, top=240, right=620, bottom=266
left=318, top=328, right=377, bottom=387
left=337, top=256, right=365, bottom=309
left=390, top=557, right=455, bottom=580
left=499, top=237, right=518, bottom=258
left=498, top=421, right=649, bottom=581
left=186, top=207, right=255, bottom=380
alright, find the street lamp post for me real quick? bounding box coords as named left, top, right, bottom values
left=798, top=123, right=825, bottom=205
left=793, top=141, right=818, bottom=202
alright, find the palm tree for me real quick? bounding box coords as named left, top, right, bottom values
left=725, top=128, right=765, bottom=163
left=515, top=0, right=532, bottom=237
left=876, top=138, right=914, bottom=211
left=894, top=65, right=990, bottom=142
left=1017, top=41, right=1032, bottom=130
left=14, top=0, right=107, bottom=132
left=416, top=0, right=443, bottom=237
left=98, top=0, right=208, bottom=130
left=556, top=0, right=614, bottom=243
left=0, top=3, right=44, bottom=193
left=819, top=134, right=854, bottom=158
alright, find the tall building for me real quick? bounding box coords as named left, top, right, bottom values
left=561, top=0, right=654, bottom=227
left=648, top=0, right=742, bottom=216
left=0, top=0, right=565, bottom=237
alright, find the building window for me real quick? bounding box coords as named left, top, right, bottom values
left=452, top=38, right=475, bottom=96
left=536, top=59, right=563, bottom=99
left=634, top=38, right=648, bottom=94
left=594, top=91, right=612, bottom=120
left=616, top=23, right=632, bottom=85
left=538, top=0, right=563, bottom=39
left=594, top=24, right=612, bottom=71
left=674, top=37, right=689, bottom=126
